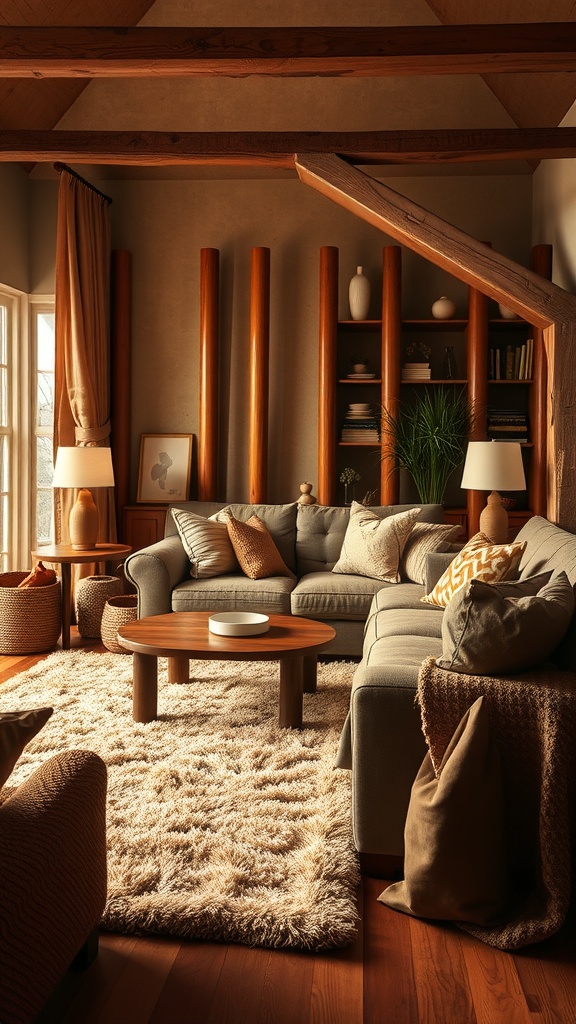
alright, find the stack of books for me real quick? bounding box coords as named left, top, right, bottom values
left=401, top=361, right=431, bottom=381
left=489, top=339, right=534, bottom=380
left=341, top=403, right=380, bottom=443
left=487, top=408, right=529, bottom=443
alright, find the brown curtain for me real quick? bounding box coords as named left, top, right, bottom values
left=54, top=169, right=117, bottom=561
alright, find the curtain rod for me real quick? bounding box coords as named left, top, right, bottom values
left=53, top=161, right=113, bottom=205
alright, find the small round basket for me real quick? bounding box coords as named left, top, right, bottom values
left=0, top=571, right=61, bottom=655
left=75, top=575, right=123, bottom=639
left=101, top=595, right=138, bottom=654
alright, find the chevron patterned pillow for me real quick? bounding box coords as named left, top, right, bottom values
left=421, top=532, right=526, bottom=608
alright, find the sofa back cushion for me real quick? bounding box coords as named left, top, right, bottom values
left=295, top=503, right=444, bottom=576
left=166, top=501, right=298, bottom=573
left=515, top=515, right=576, bottom=670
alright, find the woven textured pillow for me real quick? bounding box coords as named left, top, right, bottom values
left=401, top=522, right=463, bottom=585
left=332, top=502, right=421, bottom=583
left=226, top=513, right=292, bottom=580
left=422, top=532, right=526, bottom=608
left=0, top=707, right=53, bottom=789
left=171, top=507, right=239, bottom=579
left=437, top=571, right=575, bottom=675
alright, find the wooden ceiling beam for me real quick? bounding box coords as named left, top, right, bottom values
left=1, top=128, right=576, bottom=165
left=1, top=24, right=576, bottom=77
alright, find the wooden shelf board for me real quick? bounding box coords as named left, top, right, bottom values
left=338, top=378, right=382, bottom=384
left=401, top=378, right=468, bottom=384
left=488, top=378, right=533, bottom=384
left=338, top=441, right=381, bottom=447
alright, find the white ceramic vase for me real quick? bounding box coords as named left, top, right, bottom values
left=431, top=296, right=456, bottom=320
left=498, top=303, right=518, bottom=320
left=348, top=266, right=370, bottom=320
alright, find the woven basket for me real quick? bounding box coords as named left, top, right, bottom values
left=101, top=595, right=138, bottom=654
left=75, top=575, right=123, bottom=639
left=0, top=571, right=61, bottom=655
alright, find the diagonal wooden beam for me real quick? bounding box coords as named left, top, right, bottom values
left=1, top=24, right=576, bottom=77
left=295, top=152, right=576, bottom=528
left=2, top=128, right=576, bottom=166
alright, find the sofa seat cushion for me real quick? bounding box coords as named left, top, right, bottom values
left=171, top=573, right=295, bottom=615
left=290, top=570, right=386, bottom=620
left=364, top=632, right=444, bottom=669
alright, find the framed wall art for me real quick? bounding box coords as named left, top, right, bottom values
left=137, top=433, right=193, bottom=504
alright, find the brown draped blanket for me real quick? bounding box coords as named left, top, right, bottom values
left=416, top=656, right=576, bottom=949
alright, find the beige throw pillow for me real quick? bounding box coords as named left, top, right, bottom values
left=437, top=571, right=575, bottom=675
left=401, top=522, right=463, bottom=585
left=332, top=502, right=421, bottom=583
left=226, top=513, right=292, bottom=580
left=421, top=532, right=526, bottom=608
left=378, top=697, right=508, bottom=925
left=171, top=508, right=239, bottom=579
left=0, top=707, right=53, bottom=789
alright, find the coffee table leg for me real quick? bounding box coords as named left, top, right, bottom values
left=279, top=656, right=303, bottom=729
left=132, top=652, right=158, bottom=723
left=168, top=655, right=189, bottom=683
left=302, top=654, right=318, bottom=694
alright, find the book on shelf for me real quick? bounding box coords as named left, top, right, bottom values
left=487, top=407, right=529, bottom=442
left=489, top=337, right=533, bottom=380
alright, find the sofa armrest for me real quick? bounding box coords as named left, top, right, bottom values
left=0, top=750, right=107, bottom=1024
left=425, top=551, right=456, bottom=593
left=125, top=534, right=190, bottom=617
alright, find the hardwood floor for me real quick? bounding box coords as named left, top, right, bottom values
left=3, top=637, right=576, bottom=1024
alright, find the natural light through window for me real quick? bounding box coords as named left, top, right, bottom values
left=35, top=309, right=55, bottom=546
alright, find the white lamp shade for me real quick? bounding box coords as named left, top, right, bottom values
left=461, top=441, right=526, bottom=492
left=52, top=446, right=115, bottom=489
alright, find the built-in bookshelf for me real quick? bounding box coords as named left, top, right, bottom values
left=318, top=243, right=551, bottom=535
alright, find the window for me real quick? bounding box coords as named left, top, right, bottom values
left=33, top=306, right=55, bottom=546
left=0, top=288, right=55, bottom=570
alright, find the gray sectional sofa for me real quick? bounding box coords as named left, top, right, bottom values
left=125, top=506, right=576, bottom=867
left=124, top=500, right=444, bottom=656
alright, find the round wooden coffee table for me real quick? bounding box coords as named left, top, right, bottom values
left=117, top=611, right=336, bottom=729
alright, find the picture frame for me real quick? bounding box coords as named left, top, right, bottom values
left=137, top=433, right=193, bottom=504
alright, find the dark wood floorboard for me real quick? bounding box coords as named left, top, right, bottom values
left=3, top=640, right=575, bottom=1024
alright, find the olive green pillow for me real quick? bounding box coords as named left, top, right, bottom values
left=437, top=571, right=574, bottom=676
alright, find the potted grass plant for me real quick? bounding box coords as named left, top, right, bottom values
left=380, top=387, right=475, bottom=505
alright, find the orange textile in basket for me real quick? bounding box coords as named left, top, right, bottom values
left=17, top=562, right=57, bottom=588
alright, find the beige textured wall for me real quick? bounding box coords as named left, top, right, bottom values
left=0, top=165, right=30, bottom=293
left=532, top=102, right=576, bottom=294
left=99, top=173, right=532, bottom=504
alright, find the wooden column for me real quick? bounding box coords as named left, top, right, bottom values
left=110, top=249, right=131, bottom=539
left=198, top=248, right=219, bottom=500
left=248, top=247, right=270, bottom=503
left=530, top=243, right=552, bottom=518
left=318, top=246, right=338, bottom=506
left=380, top=245, right=401, bottom=504
left=466, top=284, right=489, bottom=537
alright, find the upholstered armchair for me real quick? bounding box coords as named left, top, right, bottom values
left=0, top=749, right=107, bottom=1024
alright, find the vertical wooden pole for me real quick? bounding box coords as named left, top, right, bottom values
left=110, top=249, right=131, bottom=539
left=318, top=246, right=338, bottom=506
left=381, top=245, right=402, bottom=504
left=466, top=284, right=489, bottom=537
left=198, top=248, right=219, bottom=500
left=530, top=243, right=552, bottom=518
left=249, top=247, right=270, bottom=504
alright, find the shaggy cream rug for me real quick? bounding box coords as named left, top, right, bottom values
left=3, top=650, right=360, bottom=950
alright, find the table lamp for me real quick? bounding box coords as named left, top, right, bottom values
left=461, top=441, right=526, bottom=544
left=52, top=446, right=115, bottom=550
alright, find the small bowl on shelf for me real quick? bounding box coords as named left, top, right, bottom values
left=208, top=612, right=270, bottom=637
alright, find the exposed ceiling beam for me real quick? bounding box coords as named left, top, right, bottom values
left=1, top=128, right=576, bottom=166
left=1, top=24, right=576, bottom=78
left=294, top=152, right=576, bottom=528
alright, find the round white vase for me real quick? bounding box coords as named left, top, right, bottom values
left=498, top=303, right=518, bottom=320
left=431, top=296, right=456, bottom=320
left=348, top=266, right=370, bottom=320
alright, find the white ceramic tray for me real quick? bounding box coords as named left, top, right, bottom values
left=208, top=612, right=270, bottom=637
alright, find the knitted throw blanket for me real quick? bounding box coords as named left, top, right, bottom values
left=417, top=656, right=576, bottom=949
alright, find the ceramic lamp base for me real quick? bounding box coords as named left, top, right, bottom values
left=479, top=491, right=509, bottom=544
left=69, top=488, right=99, bottom=549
